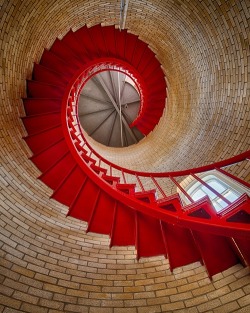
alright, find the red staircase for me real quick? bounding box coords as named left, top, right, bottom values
left=22, top=24, right=250, bottom=279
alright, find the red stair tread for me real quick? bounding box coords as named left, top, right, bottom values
left=147, top=93, right=167, bottom=103
left=145, top=79, right=166, bottom=94
left=24, top=125, right=64, bottom=154
left=137, top=47, right=156, bottom=73
left=30, top=139, right=69, bottom=173
left=40, top=153, right=76, bottom=190
left=135, top=190, right=156, bottom=203
left=33, top=63, right=68, bottom=86
left=114, top=27, right=126, bottom=59
left=132, top=40, right=148, bottom=69
left=88, top=24, right=107, bottom=57
left=116, top=183, right=136, bottom=195
left=27, top=80, right=65, bottom=98
left=157, top=195, right=182, bottom=212
left=52, top=165, right=87, bottom=207
left=184, top=196, right=217, bottom=219
left=111, top=202, right=136, bottom=247
left=145, top=65, right=165, bottom=80
left=136, top=213, right=166, bottom=258
left=142, top=57, right=161, bottom=77
left=100, top=26, right=116, bottom=57
left=124, top=33, right=138, bottom=64
left=220, top=193, right=250, bottom=220
left=90, top=164, right=107, bottom=175
left=40, top=49, right=75, bottom=77
left=74, top=25, right=99, bottom=59
left=147, top=82, right=166, bottom=95
left=50, top=38, right=83, bottom=68
left=22, top=112, right=61, bottom=135
left=101, top=26, right=117, bottom=57
left=23, top=98, right=61, bottom=116
left=102, top=174, right=120, bottom=186
left=62, top=30, right=91, bottom=62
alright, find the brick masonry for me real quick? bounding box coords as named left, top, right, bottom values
left=0, top=0, right=249, bottom=312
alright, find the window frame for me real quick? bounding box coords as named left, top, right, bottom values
left=178, top=169, right=250, bottom=212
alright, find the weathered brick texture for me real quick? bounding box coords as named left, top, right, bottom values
left=0, top=0, right=249, bottom=312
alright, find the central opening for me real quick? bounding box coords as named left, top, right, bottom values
left=78, top=70, right=145, bottom=148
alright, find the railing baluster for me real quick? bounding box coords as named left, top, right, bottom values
left=136, top=174, right=145, bottom=191
left=169, top=176, right=194, bottom=203
left=215, top=167, right=250, bottom=189
left=110, top=165, right=112, bottom=176
left=151, top=176, right=167, bottom=199
left=122, top=170, right=126, bottom=184
left=191, top=173, right=231, bottom=205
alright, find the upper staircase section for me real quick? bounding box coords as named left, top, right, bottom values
left=34, top=25, right=167, bottom=136
left=22, top=24, right=250, bottom=279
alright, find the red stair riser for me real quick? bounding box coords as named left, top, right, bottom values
left=62, top=30, right=91, bottom=63
left=33, top=63, right=68, bottom=86
left=161, top=222, right=201, bottom=270
left=52, top=166, right=87, bottom=207
left=27, top=81, right=64, bottom=98
left=87, top=191, right=116, bottom=235
left=23, top=98, right=61, bottom=116
left=24, top=126, right=64, bottom=154
left=31, top=139, right=69, bottom=173
left=88, top=24, right=108, bottom=57
left=111, top=202, right=136, bottom=247
left=22, top=112, right=61, bottom=135
left=191, top=231, right=239, bottom=278
left=68, top=179, right=101, bottom=222
left=40, top=49, right=76, bottom=77
left=136, top=213, right=166, bottom=258
left=50, top=38, right=83, bottom=68
left=40, top=153, right=76, bottom=190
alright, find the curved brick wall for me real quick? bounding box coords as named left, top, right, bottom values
left=0, top=1, right=249, bottom=312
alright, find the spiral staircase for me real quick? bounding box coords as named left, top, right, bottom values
left=22, top=24, right=250, bottom=279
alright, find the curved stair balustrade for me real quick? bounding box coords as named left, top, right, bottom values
left=22, top=24, right=250, bottom=279
left=64, top=74, right=250, bottom=238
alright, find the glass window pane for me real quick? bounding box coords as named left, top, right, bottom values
left=217, top=198, right=228, bottom=208
left=212, top=201, right=223, bottom=212
left=201, top=186, right=217, bottom=200
left=208, top=179, right=226, bottom=193
left=192, top=189, right=206, bottom=201
left=224, top=190, right=238, bottom=202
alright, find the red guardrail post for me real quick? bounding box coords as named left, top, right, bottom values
left=169, top=176, right=194, bottom=203
left=190, top=173, right=231, bottom=205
